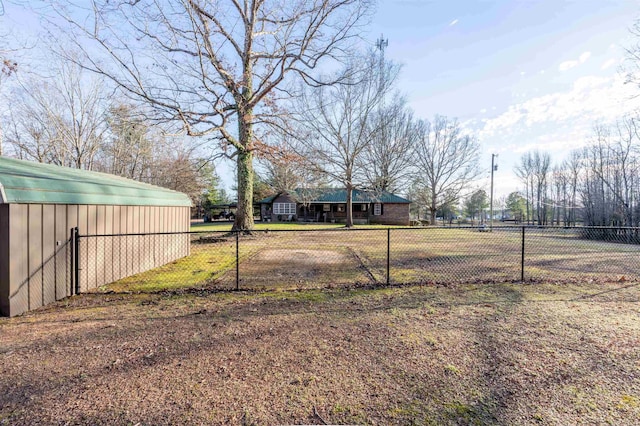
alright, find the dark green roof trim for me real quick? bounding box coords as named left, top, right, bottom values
left=0, top=157, right=192, bottom=207
left=258, top=188, right=411, bottom=204
left=257, top=194, right=278, bottom=204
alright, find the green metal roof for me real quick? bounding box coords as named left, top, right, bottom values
left=0, top=157, right=192, bottom=206
left=258, top=188, right=411, bottom=204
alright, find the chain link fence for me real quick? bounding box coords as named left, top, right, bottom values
left=77, top=226, right=640, bottom=293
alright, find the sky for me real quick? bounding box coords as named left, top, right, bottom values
left=2, top=0, right=640, bottom=201
left=365, top=0, right=640, bottom=198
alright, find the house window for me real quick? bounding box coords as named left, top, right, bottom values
left=373, top=203, right=382, bottom=215
left=337, top=204, right=345, bottom=212
left=273, top=203, right=296, bottom=215
left=323, top=204, right=330, bottom=212
left=361, top=204, right=368, bottom=212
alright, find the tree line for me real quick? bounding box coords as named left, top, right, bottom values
left=3, top=2, right=640, bottom=232
left=1, top=58, right=226, bottom=207
left=509, top=115, right=640, bottom=229
left=258, top=49, right=481, bottom=227
left=1, top=0, right=484, bottom=229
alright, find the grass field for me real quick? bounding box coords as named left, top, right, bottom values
left=104, top=226, right=640, bottom=293
left=1, top=280, right=639, bottom=425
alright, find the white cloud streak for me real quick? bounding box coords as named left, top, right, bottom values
left=558, top=51, right=591, bottom=71
left=449, top=19, right=458, bottom=26
left=477, top=74, right=640, bottom=151
left=559, top=60, right=579, bottom=71
left=579, top=51, right=591, bottom=63
left=601, top=58, right=617, bottom=70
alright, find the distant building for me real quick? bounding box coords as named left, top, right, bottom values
left=258, top=188, right=411, bottom=226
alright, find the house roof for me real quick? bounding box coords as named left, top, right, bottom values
left=0, top=157, right=192, bottom=207
left=258, top=188, right=411, bottom=204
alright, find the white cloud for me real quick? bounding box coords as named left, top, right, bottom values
left=520, top=71, right=526, bottom=76
left=601, top=58, right=617, bottom=70
left=558, top=51, right=591, bottom=71
left=480, top=108, right=487, bottom=113
left=449, top=19, right=459, bottom=26
left=478, top=74, right=640, bottom=147
left=559, top=60, right=579, bottom=71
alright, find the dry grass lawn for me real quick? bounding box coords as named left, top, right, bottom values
left=1, top=280, right=639, bottom=425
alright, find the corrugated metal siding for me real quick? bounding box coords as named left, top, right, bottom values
left=0, top=205, right=9, bottom=315
left=1, top=204, right=191, bottom=317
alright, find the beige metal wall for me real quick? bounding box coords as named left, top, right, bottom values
left=1, top=204, right=190, bottom=317
left=0, top=205, right=10, bottom=316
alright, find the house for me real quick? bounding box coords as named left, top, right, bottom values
left=258, top=188, right=411, bottom=226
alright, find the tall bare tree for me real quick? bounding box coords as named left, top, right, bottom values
left=624, top=17, right=640, bottom=95
left=514, top=152, right=534, bottom=224
left=531, top=150, right=551, bottom=225
left=98, top=104, right=155, bottom=180
left=0, top=35, right=20, bottom=156
left=581, top=118, right=640, bottom=227
left=411, top=116, right=480, bottom=225
left=362, top=94, right=417, bottom=192
left=53, top=0, right=371, bottom=231
left=294, top=52, right=398, bottom=227
left=4, top=60, right=108, bottom=168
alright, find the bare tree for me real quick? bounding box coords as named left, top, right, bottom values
left=531, top=150, right=551, bottom=225
left=361, top=94, right=417, bottom=192
left=411, top=116, right=480, bottom=225
left=151, top=148, right=214, bottom=204
left=98, top=103, right=155, bottom=180
left=562, top=150, right=582, bottom=226
left=514, top=152, right=534, bottom=224
left=0, top=34, right=20, bottom=156
left=52, top=0, right=371, bottom=231
left=581, top=118, right=640, bottom=227
left=260, top=139, right=305, bottom=193
left=294, top=52, right=398, bottom=227
left=624, top=18, right=640, bottom=95
left=4, top=60, right=108, bottom=168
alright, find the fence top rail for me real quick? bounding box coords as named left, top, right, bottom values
left=77, top=224, right=640, bottom=238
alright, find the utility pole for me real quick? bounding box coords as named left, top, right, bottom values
left=490, top=153, right=498, bottom=231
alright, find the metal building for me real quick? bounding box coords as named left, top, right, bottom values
left=0, top=157, right=192, bottom=317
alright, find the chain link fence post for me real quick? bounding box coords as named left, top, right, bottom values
left=520, top=226, right=525, bottom=282
left=69, top=227, right=76, bottom=296
left=74, top=227, right=80, bottom=295
left=236, top=230, right=240, bottom=291
left=387, top=228, right=391, bottom=285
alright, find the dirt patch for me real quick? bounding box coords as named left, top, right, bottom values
left=1, top=281, right=638, bottom=425
left=256, top=248, right=346, bottom=264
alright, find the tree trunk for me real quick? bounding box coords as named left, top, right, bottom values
left=430, top=188, right=437, bottom=226
left=233, top=149, right=255, bottom=231
left=346, top=185, right=354, bottom=228
left=233, top=110, right=255, bottom=231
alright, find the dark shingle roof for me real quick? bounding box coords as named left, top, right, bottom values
left=258, top=188, right=411, bottom=204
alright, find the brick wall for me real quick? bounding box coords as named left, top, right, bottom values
left=370, top=203, right=410, bottom=226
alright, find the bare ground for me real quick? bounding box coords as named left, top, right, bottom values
left=1, top=281, right=639, bottom=425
